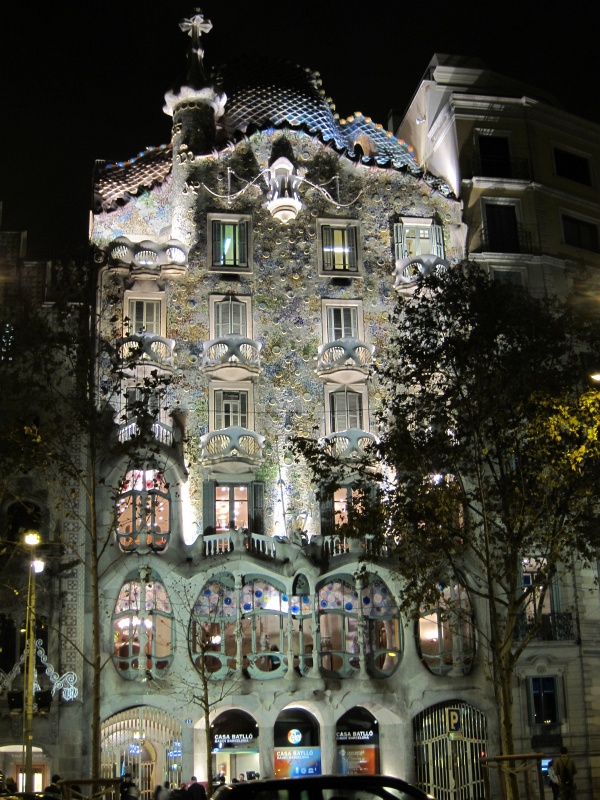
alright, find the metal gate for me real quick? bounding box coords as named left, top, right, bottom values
left=413, top=700, right=487, bottom=800
left=101, top=707, right=182, bottom=800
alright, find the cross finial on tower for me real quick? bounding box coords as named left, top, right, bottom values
left=179, top=9, right=213, bottom=63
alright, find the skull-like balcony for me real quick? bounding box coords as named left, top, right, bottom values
left=115, top=332, right=175, bottom=378
left=316, top=338, right=374, bottom=384
left=200, top=426, right=265, bottom=475
left=106, top=237, right=188, bottom=277
left=202, top=336, right=261, bottom=381
left=324, top=428, right=377, bottom=459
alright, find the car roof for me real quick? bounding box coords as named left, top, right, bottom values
left=212, top=774, right=431, bottom=800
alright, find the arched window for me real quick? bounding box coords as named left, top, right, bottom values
left=317, top=578, right=360, bottom=677
left=291, top=573, right=313, bottom=676
left=115, top=467, right=170, bottom=553
left=241, top=578, right=287, bottom=677
left=112, top=574, right=174, bottom=679
left=418, top=580, right=475, bottom=675
left=190, top=575, right=238, bottom=678
left=361, top=577, right=402, bottom=676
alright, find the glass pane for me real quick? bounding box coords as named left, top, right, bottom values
left=216, top=486, right=231, bottom=531
left=233, top=485, right=249, bottom=529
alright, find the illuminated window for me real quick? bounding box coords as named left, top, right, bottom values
left=394, top=218, right=444, bottom=260
left=128, top=299, right=161, bottom=334
left=418, top=580, right=475, bottom=676
left=203, top=482, right=264, bottom=536
left=209, top=214, right=251, bottom=271
left=318, top=220, right=360, bottom=274
left=190, top=576, right=238, bottom=677
left=112, top=575, right=173, bottom=679
left=240, top=578, right=288, bottom=675
left=115, top=468, right=170, bottom=553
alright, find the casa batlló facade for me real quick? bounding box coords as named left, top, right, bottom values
left=2, top=12, right=600, bottom=800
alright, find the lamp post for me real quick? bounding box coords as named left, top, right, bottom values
left=23, top=531, right=44, bottom=793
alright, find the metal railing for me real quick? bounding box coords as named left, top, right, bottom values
left=480, top=223, right=533, bottom=254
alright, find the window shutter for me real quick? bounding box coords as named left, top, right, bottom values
left=203, top=481, right=216, bottom=536
left=330, top=392, right=343, bottom=432
left=214, top=390, right=223, bottom=429
left=240, top=392, right=248, bottom=428
left=320, top=493, right=334, bottom=538
left=212, top=221, right=222, bottom=265
left=215, top=301, right=228, bottom=337
left=344, top=307, right=357, bottom=338
left=322, top=225, right=333, bottom=271
left=346, top=226, right=358, bottom=270
left=238, top=221, right=247, bottom=266
left=393, top=223, right=404, bottom=260
left=432, top=224, right=445, bottom=258
left=232, top=301, right=246, bottom=336
left=252, top=482, right=264, bottom=535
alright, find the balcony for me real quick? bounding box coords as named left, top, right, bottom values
left=480, top=223, right=533, bottom=254
left=202, top=336, right=261, bottom=381
left=324, top=428, right=377, bottom=459
left=200, top=426, right=265, bottom=473
left=471, top=155, right=530, bottom=181
left=115, top=332, right=175, bottom=376
left=316, top=338, right=374, bottom=384
left=393, top=254, right=448, bottom=289
left=118, top=419, right=173, bottom=447
left=106, top=236, right=188, bottom=277
left=514, top=612, right=575, bottom=642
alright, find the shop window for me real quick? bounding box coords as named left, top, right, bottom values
left=554, top=147, right=592, bottom=186
left=208, top=214, right=251, bottom=271
left=112, top=575, right=174, bottom=679
left=203, top=481, right=264, bottom=535
left=394, top=218, right=444, bottom=261
left=418, top=580, right=475, bottom=676
left=318, top=220, right=361, bottom=275
left=190, top=576, right=238, bottom=676
left=530, top=676, right=559, bottom=725
left=115, top=467, right=170, bottom=553
left=128, top=299, right=161, bottom=334
left=562, top=213, right=599, bottom=252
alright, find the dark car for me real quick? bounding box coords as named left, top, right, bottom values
left=212, top=775, right=433, bottom=800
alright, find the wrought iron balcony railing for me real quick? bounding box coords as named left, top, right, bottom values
left=514, top=611, right=575, bottom=642
left=480, top=224, right=533, bottom=254
left=471, top=155, right=531, bottom=181
left=316, top=338, right=374, bottom=382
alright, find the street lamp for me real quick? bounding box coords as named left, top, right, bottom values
left=23, top=531, right=44, bottom=793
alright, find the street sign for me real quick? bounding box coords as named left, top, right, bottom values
left=446, top=708, right=461, bottom=733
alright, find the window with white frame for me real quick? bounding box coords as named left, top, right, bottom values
left=128, top=299, right=161, bottom=335
left=214, top=389, right=248, bottom=429
left=208, top=214, right=251, bottom=271
left=394, top=218, right=444, bottom=261
left=212, top=296, right=249, bottom=338
left=325, top=304, right=360, bottom=341
left=329, top=387, right=364, bottom=432
left=318, top=220, right=360, bottom=274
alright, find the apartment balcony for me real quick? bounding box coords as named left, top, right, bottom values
left=479, top=224, right=533, bottom=254
left=316, top=338, right=374, bottom=384
left=202, top=529, right=287, bottom=561
left=106, top=236, right=188, bottom=277
left=202, top=336, right=261, bottom=381
left=514, top=612, right=575, bottom=642
left=200, top=426, right=265, bottom=473
left=118, top=419, right=173, bottom=447
left=321, top=533, right=390, bottom=559
left=471, top=155, right=531, bottom=181
left=393, top=254, right=447, bottom=289
left=324, top=428, right=377, bottom=459
left=115, top=332, right=175, bottom=377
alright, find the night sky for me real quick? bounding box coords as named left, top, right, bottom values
left=1, top=1, right=596, bottom=258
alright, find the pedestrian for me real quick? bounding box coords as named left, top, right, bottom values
left=187, top=778, right=206, bottom=800
left=554, top=747, right=577, bottom=800
left=158, top=781, right=172, bottom=800
left=44, top=775, right=62, bottom=796
left=547, top=760, right=560, bottom=800
left=152, top=786, right=162, bottom=800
